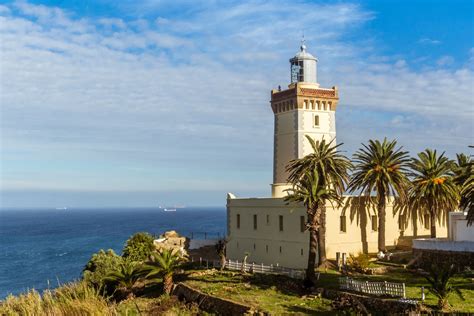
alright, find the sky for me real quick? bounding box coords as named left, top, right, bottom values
left=0, top=0, right=473, bottom=208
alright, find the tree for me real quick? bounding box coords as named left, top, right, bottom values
left=408, top=149, right=459, bottom=237
left=143, top=248, right=186, bottom=295
left=83, top=249, right=123, bottom=291
left=349, top=138, right=410, bottom=252
left=453, top=152, right=474, bottom=226
left=215, top=239, right=227, bottom=271
left=104, top=261, right=143, bottom=299
left=285, top=136, right=351, bottom=285
left=122, top=232, right=155, bottom=263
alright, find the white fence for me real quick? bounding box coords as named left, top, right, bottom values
left=192, top=258, right=306, bottom=280
left=225, top=259, right=305, bottom=279
left=339, top=277, right=405, bottom=298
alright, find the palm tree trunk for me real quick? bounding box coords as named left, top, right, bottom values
left=163, top=274, right=173, bottom=295
left=317, top=204, right=327, bottom=266
left=220, top=254, right=226, bottom=271
left=306, top=227, right=318, bottom=287
left=430, top=211, right=437, bottom=238
left=378, top=195, right=387, bottom=252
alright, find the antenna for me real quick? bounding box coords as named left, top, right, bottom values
left=300, top=30, right=306, bottom=52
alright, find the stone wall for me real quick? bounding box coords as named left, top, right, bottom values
left=173, top=283, right=253, bottom=315
left=322, top=289, right=420, bottom=314
left=413, top=248, right=474, bottom=269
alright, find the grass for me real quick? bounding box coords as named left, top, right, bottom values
left=2, top=261, right=472, bottom=315
left=183, top=267, right=474, bottom=314
left=0, top=282, right=201, bottom=316
left=316, top=267, right=474, bottom=312
left=116, top=296, right=202, bottom=316
left=0, top=281, right=115, bottom=316
left=183, top=270, right=333, bottom=315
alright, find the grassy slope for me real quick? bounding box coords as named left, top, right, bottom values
left=184, top=271, right=333, bottom=315
left=303, top=268, right=474, bottom=313
left=184, top=268, right=474, bottom=314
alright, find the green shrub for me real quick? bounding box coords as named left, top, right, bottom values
left=347, top=252, right=370, bottom=271
left=122, top=232, right=155, bottom=263
left=83, top=249, right=123, bottom=291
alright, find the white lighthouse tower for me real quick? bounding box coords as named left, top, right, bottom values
left=270, top=42, right=339, bottom=197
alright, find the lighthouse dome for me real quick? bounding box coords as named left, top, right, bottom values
left=289, top=41, right=318, bottom=84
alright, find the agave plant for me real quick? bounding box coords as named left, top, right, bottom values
left=143, top=248, right=186, bottom=295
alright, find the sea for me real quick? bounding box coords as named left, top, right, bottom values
left=0, top=207, right=226, bottom=299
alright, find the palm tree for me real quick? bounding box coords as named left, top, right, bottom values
left=144, top=248, right=186, bottom=295
left=408, top=149, right=459, bottom=237
left=285, top=136, right=351, bottom=284
left=104, top=261, right=143, bottom=299
left=349, top=138, right=410, bottom=253
left=424, top=262, right=457, bottom=310
left=453, top=152, right=474, bottom=226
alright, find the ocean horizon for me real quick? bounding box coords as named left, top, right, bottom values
left=0, top=207, right=226, bottom=299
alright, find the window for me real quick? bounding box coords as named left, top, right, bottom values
left=266, top=245, right=269, bottom=253
left=340, top=215, right=347, bottom=232
left=371, top=215, right=378, bottom=231
left=300, top=216, right=306, bottom=232
left=253, top=243, right=256, bottom=250
left=237, top=242, right=239, bottom=249
left=301, top=249, right=304, bottom=256
left=266, top=214, right=270, bottom=225
left=236, top=214, right=240, bottom=229
left=399, top=214, right=405, bottom=230
left=279, top=215, right=284, bottom=231
left=253, top=214, right=257, bottom=230
left=424, top=214, right=430, bottom=230
left=279, top=246, right=282, bottom=253
left=314, top=115, right=320, bottom=127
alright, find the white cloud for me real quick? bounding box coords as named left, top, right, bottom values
left=0, top=1, right=473, bottom=196
left=436, top=55, right=454, bottom=66
left=418, top=37, right=442, bottom=45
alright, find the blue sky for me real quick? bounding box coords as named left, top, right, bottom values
left=0, top=0, right=473, bottom=207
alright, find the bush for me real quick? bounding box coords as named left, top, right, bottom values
left=122, top=232, right=155, bottom=263
left=347, top=252, right=370, bottom=271
left=83, top=249, right=123, bottom=291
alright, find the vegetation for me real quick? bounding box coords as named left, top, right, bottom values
left=347, top=252, right=370, bottom=271
left=349, top=138, right=410, bottom=252
left=215, top=239, right=227, bottom=271
left=185, top=270, right=333, bottom=314
left=144, top=248, right=187, bottom=295
left=104, top=260, right=144, bottom=299
left=122, top=232, right=156, bottom=262
left=408, top=149, right=459, bottom=237
left=83, top=249, right=123, bottom=291
left=0, top=281, right=114, bottom=316
left=454, top=152, right=474, bottom=225
left=285, top=136, right=351, bottom=285
left=424, top=262, right=459, bottom=309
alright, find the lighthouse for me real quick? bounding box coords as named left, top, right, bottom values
left=270, top=41, right=339, bottom=198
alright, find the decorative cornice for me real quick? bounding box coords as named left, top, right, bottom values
left=299, top=88, right=337, bottom=98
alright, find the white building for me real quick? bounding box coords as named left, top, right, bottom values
left=226, top=42, right=447, bottom=269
